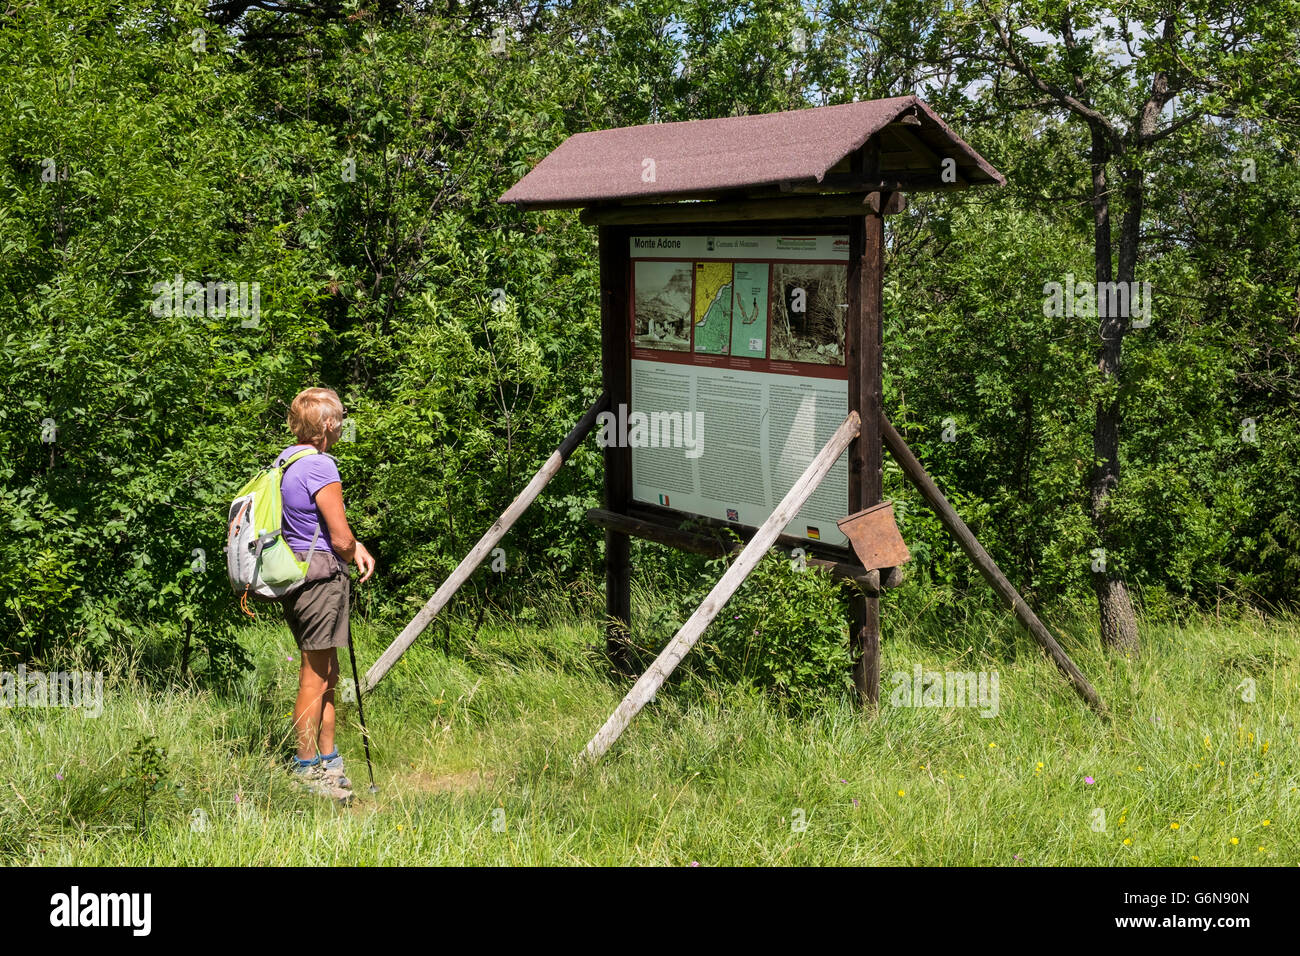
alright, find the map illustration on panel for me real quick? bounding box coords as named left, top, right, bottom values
left=770, top=262, right=848, bottom=365
left=730, top=262, right=769, bottom=358
left=692, top=261, right=733, bottom=355
left=633, top=260, right=692, bottom=351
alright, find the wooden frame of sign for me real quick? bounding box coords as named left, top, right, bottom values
left=592, top=210, right=890, bottom=705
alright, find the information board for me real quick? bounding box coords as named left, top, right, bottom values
left=627, top=233, right=852, bottom=547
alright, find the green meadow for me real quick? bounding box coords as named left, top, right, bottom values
left=5, top=593, right=1295, bottom=866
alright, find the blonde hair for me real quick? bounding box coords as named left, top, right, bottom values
left=287, top=387, right=345, bottom=445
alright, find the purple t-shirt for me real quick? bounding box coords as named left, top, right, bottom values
left=275, top=445, right=341, bottom=556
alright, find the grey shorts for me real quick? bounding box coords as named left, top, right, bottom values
left=281, top=550, right=350, bottom=651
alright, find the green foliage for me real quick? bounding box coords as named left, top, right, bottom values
left=703, top=554, right=855, bottom=707
left=0, top=0, right=1296, bottom=678
left=102, top=734, right=177, bottom=836
left=645, top=545, right=854, bottom=707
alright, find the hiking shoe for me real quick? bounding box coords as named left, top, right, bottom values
left=320, top=753, right=351, bottom=790
left=291, top=760, right=353, bottom=805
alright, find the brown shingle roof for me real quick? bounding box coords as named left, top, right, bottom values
left=500, top=95, right=1004, bottom=208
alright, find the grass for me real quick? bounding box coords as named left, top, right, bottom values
left=2, top=588, right=1297, bottom=866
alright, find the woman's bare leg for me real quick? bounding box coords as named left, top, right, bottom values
left=318, top=650, right=339, bottom=756
left=295, top=649, right=339, bottom=760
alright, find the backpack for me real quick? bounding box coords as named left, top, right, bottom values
left=225, top=448, right=323, bottom=616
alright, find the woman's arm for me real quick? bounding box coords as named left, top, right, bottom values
left=314, top=481, right=375, bottom=582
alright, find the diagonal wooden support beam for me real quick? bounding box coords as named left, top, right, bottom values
left=881, top=414, right=1107, bottom=715
left=361, top=391, right=611, bottom=694
left=583, top=411, right=862, bottom=761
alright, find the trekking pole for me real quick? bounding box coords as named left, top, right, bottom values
left=346, top=578, right=379, bottom=794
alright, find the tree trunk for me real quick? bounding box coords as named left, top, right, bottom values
left=1087, top=125, right=1140, bottom=654
left=1095, top=574, right=1139, bottom=654
left=180, top=618, right=193, bottom=679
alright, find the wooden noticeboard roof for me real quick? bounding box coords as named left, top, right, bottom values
left=498, top=95, right=1004, bottom=211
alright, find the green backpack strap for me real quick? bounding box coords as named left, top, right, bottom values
left=277, top=447, right=324, bottom=572
left=278, top=447, right=319, bottom=471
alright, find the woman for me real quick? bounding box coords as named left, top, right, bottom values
left=276, top=387, right=375, bottom=800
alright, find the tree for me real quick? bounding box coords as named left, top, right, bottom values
left=937, top=1, right=1300, bottom=653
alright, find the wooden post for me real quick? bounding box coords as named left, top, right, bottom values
left=583, top=411, right=861, bottom=762
left=599, top=224, right=634, bottom=673
left=846, top=171, right=886, bottom=707
left=881, top=414, right=1107, bottom=714
left=361, top=392, right=610, bottom=693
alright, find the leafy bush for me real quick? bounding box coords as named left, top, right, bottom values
left=650, top=545, right=855, bottom=708
left=1, top=0, right=1296, bottom=677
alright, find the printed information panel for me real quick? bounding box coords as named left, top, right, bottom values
left=630, top=361, right=849, bottom=546
left=627, top=233, right=851, bottom=547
